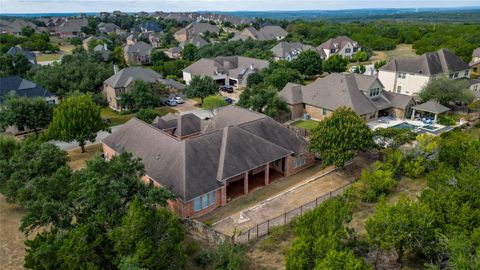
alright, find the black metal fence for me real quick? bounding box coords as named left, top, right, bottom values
left=233, top=183, right=352, bottom=243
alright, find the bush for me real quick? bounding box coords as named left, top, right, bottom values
left=193, top=252, right=214, bottom=268
left=213, top=242, right=247, bottom=270
left=359, top=162, right=396, bottom=202
left=402, top=156, right=426, bottom=178
left=438, top=115, right=456, bottom=126
left=136, top=108, right=159, bottom=123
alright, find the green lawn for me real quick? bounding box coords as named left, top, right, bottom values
left=101, top=107, right=177, bottom=127
left=36, top=53, right=63, bottom=62
left=291, top=119, right=320, bottom=130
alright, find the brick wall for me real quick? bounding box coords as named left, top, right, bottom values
left=182, top=188, right=223, bottom=218
left=284, top=152, right=315, bottom=176
left=103, top=84, right=121, bottom=110
left=289, top=104, right=305, bottom=119
left=305, top=105, right=332, bottom=121
left=102, top=143, right=117, bottom=160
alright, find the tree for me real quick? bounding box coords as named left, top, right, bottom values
left=309, top=107, right=374, bottom=167
left=0, top=96, right=53, bottom=137
left=315, top=249, right=372, bottom=270
left=69, top=38, right=82, bottom=46
left=47, top=94, right=107, bottom=153
left=358, top=162, right=396, bottom=202
left=323, top=55, right=349, bottom=73
left=129, top=80, right=161, bottom=109
left=246, top=72, right=264, bottom=87
left=212, top=242, right=247, bottom=270
left=366, top=197, right=437, bottom=264
left=184, top=75, right=218, bottom=104
left=109, top=199, right=185, bottom=270
left=373, top=127, right=416, bottom=149
left=264, top=67, right=303, bottom=90
left=0, top=52, right=32, bottom=76
left=202, top=95, right=227, bottom=115
left=351, top=51, right=368, bottom=62
left=291, top=50, right=323, bottom=76
left=136, top=108, right=159, bottom=123
left=21, top=26, right=35, bottom=37
left=237, top=84, right=289, bottom=118
left=374, top=60, right=387, bottom=70
left=417, top=78, right=474, bottom=106
left=182, top=43, right=198, bottom=62
left=354, top=64, right=366, bottom=74
left=150, top=49, right=169, bottom=63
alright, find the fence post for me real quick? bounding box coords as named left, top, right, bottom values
left=316, top=197, right=318, bottom=207
left=300, top=205, right=303, bottom=215
left=284, top=212, right=287, bottom=225
left=329, top=191, right=332, bottom=198
left=248, top=229, right=250, bottom=241
left=256, top=224, right=259, bottom=238
left=267, top=220, right=270, bottom=234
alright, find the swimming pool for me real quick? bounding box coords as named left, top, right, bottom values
left=422, top=125, right=438, bottom=131
left=392, top=122, right=417, bottom=130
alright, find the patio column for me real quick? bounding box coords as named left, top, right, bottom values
left=411, top=109, right=416, bottom=120
left=221, top=183, right=227, bottom=206
left=265, top=163, right=270, bottom=185
left=244, top=171, right=249, bottom=194
left=434, top=113, right=438, bottom=123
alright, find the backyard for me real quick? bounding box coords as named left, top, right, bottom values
left=101, top=106, right=177, bottom=126
left=371, top=44, right=418, bottom=62
left=291, top=119, right=319, bottom=130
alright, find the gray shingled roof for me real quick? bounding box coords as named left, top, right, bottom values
left=123, top=41, right=152, bottom=56
left=380, top=48, right=469, bottom=75
left=104, top=67, right=185, bottom=90
left=270, top=42, right=314, bottom=59
left=233, top=26, right=287, bottom=41
left=181, top=35, right=209, bottom=48
left=0, top=75, right=55, bottom=99
left=412, top=101, right=450, bottom=114
left=7, top=46, right=36, bottom=63
left=55, top=18, right=87, bottom=33
left=103, top=106, right=308, bottom=201
left=183, top=56, right=269, bottom=79
left=382, top=91, right=414, bottom=109
left=317, top=36, right=358, bottom=51
left=185, top=22, right=219, bottom=35
left=279, top=82, right=303, bottom=105
left=174, top=113, right=201, bottom=138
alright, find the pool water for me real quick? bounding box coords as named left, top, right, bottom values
left=422, top=125, right=437, bottom=131
left=392, top=122, right=417, bottom=130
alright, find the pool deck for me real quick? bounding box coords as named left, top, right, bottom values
left=368, top=117, right=451, bottom=135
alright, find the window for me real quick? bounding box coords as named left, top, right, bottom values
left=293, top=156, right=306, bottom=168
left=449, top=74, right=454, bottom=79
left=323, top=108, right=328, bottom=116
left=353, top=48, right=358, bottom=52
left=397, top=86, right=402, bottom=94
left=345, top=48, right=351, bottom=53
left=330, top=49, right=336, bottom=53
left=194, top=198, right=201, bottom=212
left=454, top=72, right=459, bottom=78
left=464, top=70, right=469, bottom=76
left=202, top=195, right=209, bottom=209
left=397, top=72, right=406, bottom=79
left=209, top=191, right=215, bottom=206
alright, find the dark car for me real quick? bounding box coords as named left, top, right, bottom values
left=220, top=85, right=234, bottom=93
left=164, top=98, right=177, bottom=106
left=224, top=97, right=234, bottom=104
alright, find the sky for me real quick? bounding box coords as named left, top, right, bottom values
left=1, top=0, right=479, bottom=14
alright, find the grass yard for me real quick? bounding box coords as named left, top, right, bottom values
left=291, top=119, right=319, bottom=130
left=101, top=107, right=178, bottom=127
left=467, top=126, right=480, bottom=138
left=67, top=143, right=103, bottom=171
left=36, top=53, right=63, bottom=62
left=371, top=44, right=418, bottom=62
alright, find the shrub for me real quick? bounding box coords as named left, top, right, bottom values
left=403, top=156, right=426, bottom=178
left=213, top=242, right=247, bottom=270
left=359, top=162, right=396, bottom=202
left=438, top=115, right=456, bottom=126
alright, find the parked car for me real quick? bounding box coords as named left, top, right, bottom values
left=174, top=96, right=184, bottom=104
left=224, top=97, right=234, bottom=104
left=164, top=98, right=177, bottom=106
left=220, top=85, right=233, bottom=93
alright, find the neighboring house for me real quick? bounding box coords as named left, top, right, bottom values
left=469, top=78, right=480, bottom=100
left=102, top=105, right=314, bottom=217
left=270, top=42, right=314, bottom=61
left=232, top=26, right=288, bottom=41
left=0, top=75, right=58, bottom=134
left=55, top=18, right=88, bottom=38
left=136, top=11, right=150, bottom=18
left=174, top=22, right=219, bottom=43
left=147, top=33, right=162, bottom=48
left=166, top=47, right=182, bottom=59
left=183, top=56, right=269, bottom=87
left=470, top=48, right=480, bottom=73
left=180, top=35, right=209, bottom=48
left=123, top=41, right=152, bottom=65
left=279, top=73, right=415, bottom=121
left=93, top=44, right=111, bottom=61
left=7, top=46, right=37, bottom=64
left=103, top=67, right=185, bottom=111
left=316, top=36, right=361, bottom=60
left=1, top=19, right=43, bottom=36
left=126, top=34, right=136, bottom=45
left=98, top=22, right=120, bottom=34
left=139, top=21, right=163, bottom=33
left=378, top=48, right=471, bottom=96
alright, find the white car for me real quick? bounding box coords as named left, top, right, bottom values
left=174, top=96, right=184, bottom=104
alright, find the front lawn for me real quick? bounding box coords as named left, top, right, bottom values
left=291, top=119, right=319, bottom=130
left=101, top=107, right=177, bottom=127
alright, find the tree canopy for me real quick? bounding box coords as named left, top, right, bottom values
left=202, top=95, right=228, bottom=115
left=184, top=75, right=218, bottom=104
left=0, top=96, right=53, bottom=136
left=290, top=50, right=323, bottom=76
left=323, top=55, right=349, bottom=73
left=417, top=77, right=474, bottom=106
left=237, top=84, right=290, bottom=118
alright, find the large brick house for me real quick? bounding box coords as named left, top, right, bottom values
left=316, top=36, right=361, bottom=60
left=279, top=73, right=415, bottom=121
left=102, top=106, right=314, bottom=218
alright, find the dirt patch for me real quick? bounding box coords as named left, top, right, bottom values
left=67, top=143, right=103, bottom=171
left=371, top=44, right=418, bottom=62
left=0, top=195, right=25, bottom=270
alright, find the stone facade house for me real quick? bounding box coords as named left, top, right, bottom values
left=102, top=106, right=314, bottom=218
left=270, top=42, right=314, bottom=61
left=55, top=18, right=88, bottom=38
left=471, top=48, right=480, bottom=74
left=183, top=56, right=269, bottom=87
left=316, top=36, right=361, bottom=60
left=279, top=73, right=415, bottom=121
left=174, top=22, right=219, bottom=43
left=123, top=41, right=152, bottom=65
left=103, top=67, right=185, bottom=111
left=232, top=26, right=288, bottom=41
left=378, top=48, right=471, bottom=96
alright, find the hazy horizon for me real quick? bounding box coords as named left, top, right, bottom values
left=1, top=0, right=480, bottom=14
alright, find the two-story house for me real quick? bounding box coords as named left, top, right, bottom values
left=378, top=48, right=471, bottom=96
left=270, top=42, right=314, bottom=61
left=316, top=36, right=361, bottom=60
left=123, top=41, right=152, bottom=65
left=471, top=48, right=480, bottom=74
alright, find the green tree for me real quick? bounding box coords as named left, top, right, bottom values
left=182, top=43, right=198, bottom=62
left=246, top=72, right=264, bottom=87
left=69, top=38, right=82, bottom=46
left=109, top=199, right=185, bottom=270
left=136, top=108, right=159, bottom=123
left=417, top=77, right=474, bottom=106
left=373, top=127, right=416, bottom=149
left=374, top=60, right=387, bottom=70
left=366, top=197, right=437, bottom=264
left=129, top=80, right=161, bottom=109
left=351, top=51, right=368, bottom=62
left=0, top=135, right=18, bottom=160
left=358, top=162, right=396, bottom=202
left=264, top=67, right=303, bottom=90
left=309, top=107, right=374, bottom=167
left=150, top=49, right=169, bottom=63
left=0, top=52, right=32, bottom=76
left=213, top=242, right=247, bottom=270
left=185, top=75, right=218, bottom=104
left=291, top=50, right=323, bottom=76
left=354, top=64, right=366, bottom=74
left=237, top=84, right=289, bottom=118
left=314, top=249, right=372, bottom=270
left=0, top=96, right=53, bottom=137
left=323, top=55, right=349, bottom=73
left=21, top=26, right=35, bottom=37
left=202, top=95, right=228, bottom=115
left=47, top=94, right=107, bottom=152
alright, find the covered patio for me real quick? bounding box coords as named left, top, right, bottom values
left=411, top=101, right=450, bottom=124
